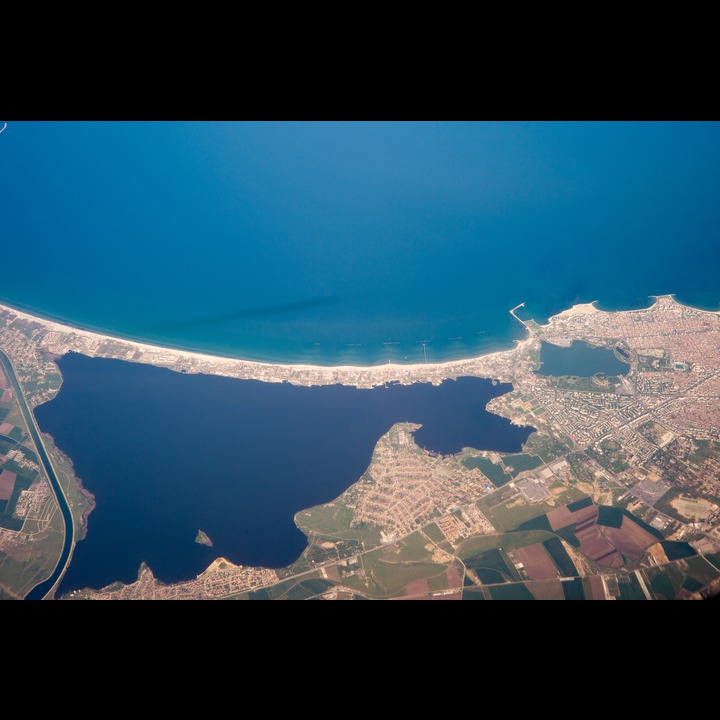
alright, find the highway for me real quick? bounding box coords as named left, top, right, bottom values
left=0, top=350, right=74, bottom=599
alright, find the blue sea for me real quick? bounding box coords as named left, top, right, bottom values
left=2, top=121, right=720, bottom=365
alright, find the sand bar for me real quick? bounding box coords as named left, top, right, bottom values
left=0, top=300, right=536, bottom=389
left=1, top=294, right=713, bottom=391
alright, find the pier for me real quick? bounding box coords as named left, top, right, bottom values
left=509, top=302, right=538, bottom=336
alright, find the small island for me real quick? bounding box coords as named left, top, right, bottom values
left=195, top=529, right=213, bottom=547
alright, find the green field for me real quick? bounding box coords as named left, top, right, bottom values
left=543, top=537, right=577, bottom=577
left=438, top=540, right=455, bottom=554
left=501, top=453, right=543, bottom=476
left=660, top=541, right=697, bottom=561
left=567, top=497, right=593, bottom=512
left=596, top=504, right=623, bottom=528
left=370, top=560, right=448, bottom=596
left=44, top=371, right=62, bottom=387
left=295, top=502, right=382, bottom=546
left=427, top=570, right=451, bottom=592
left=562, top=577, right=585, bottom=600
left=378, top=531, right=432, bottom=563
left=462, top=587, right=487, bottom=600
left=549, top=486, right=589, bottom=507
left=682, top=556, right=720, bottom=586
left=256, top=573, right=336, bottom=600
left=473, top=568, right=506, bottom=584
left=621, top=509, right=664, bottom=539
left=617, top=574, right=646, bottom=600
left=461, top=456, right=512, bottom=487
left=488, top=583, right=535, bottom=600
left=461, top=547, right=515, bottom=584
left=555, top=524, right=581, bottom=548
left=8, top=426, right=23, bottom=441
left=0, top=515, right=23, bottom=531
left=479, top=496, right=557, bottom=532
left=516, top=514, right=552, bottom=532
left=276, top=582, right=312, bottom=600
left=247, top=588, right=270, bottom=600
left=457, top=534, right=502, bottom=558
left=45, top=437, right=93, bottom=538
left=498, top=529, right=557, bottom=552
left=0, top=504, right=65, bottom=598
left=649, top=571, right=676, bottom=600
left=646, top=562, right=686, bottom=600
left=0, top=436, right=16, bottom=454
left=422, top=523, right=446, bottom=544
left=485, top=490, right=591, bottom=533
left=681, top=576, right=704, bottom=593
left=0, top=474, right=32, bottom=529
left=295, top=503, right=353, bottom=535
left=283, top=579, right=334, bottom=600
left=1, top=458, right=38, bottom=480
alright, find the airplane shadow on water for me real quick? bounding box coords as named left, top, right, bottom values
left=142, top=295, right=346, bottom=333
left=34, top=354, right=535, bottom=595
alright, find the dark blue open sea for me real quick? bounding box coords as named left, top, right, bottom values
left=2, top=121, right=720, bottom=365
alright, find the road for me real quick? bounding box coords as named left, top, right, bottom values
left=0, top=350, right=74, bottom=599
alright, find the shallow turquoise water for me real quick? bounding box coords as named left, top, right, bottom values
left=1, top=121, right=719, bottom=365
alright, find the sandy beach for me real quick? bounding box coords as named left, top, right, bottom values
left=0, top=299, right=535, bottom=389
left=1, top=294, right=706, bottom=391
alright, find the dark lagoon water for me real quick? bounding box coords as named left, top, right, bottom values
left=35, top=353, right=534, bottom=593
left=535, top=340, right=630, bottom=377
left=2, top=121, right=720, bottom=365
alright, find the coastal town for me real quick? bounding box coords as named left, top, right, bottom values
left=1, top=295, right=720, bottom=600
left=0, top=302, right=529, bottom=409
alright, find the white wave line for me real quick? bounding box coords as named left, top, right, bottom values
left=0, top=122, right=7, bottom=135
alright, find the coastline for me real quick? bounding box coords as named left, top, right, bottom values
left=0, top=298, right=531, bottom=388
left=0, top=294, right=710, bottom=390
left=0, top=294, right=516, bottom=368
left=6, top=289, right=720, bottom=599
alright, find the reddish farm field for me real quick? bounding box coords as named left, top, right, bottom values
left=524, top=580, right=564, bottom=600
left=547, top=504, right=598, bottom=531
left=576, top=525, right=623, bottom=568
left=394, top=587, right=462, bottom=600
left=324, top=565, right=342, bottom=583
left=403, top=578, right=429, bottom=596
left=588, top=575, right=607, bottom=600
left=0, top=469, right=17, bottom=501
left=445, top=565, right=463, bottom=589
left=599, top=516, right=658, bottom=559
left=516, top=544, right=559, bottom=580
left=0, top=422, right=14, bottom=436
